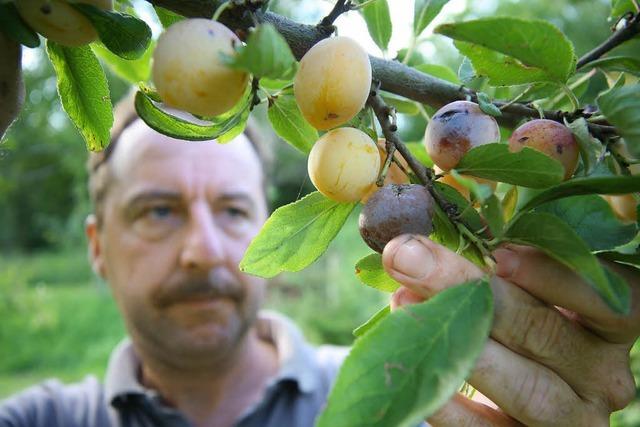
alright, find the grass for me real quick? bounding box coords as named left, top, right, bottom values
left=0, top=214, right=638, bottom=426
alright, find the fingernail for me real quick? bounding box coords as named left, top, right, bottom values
left=392, top=238, right=435, bottom=279
left=494, top=248, right=519, bottom=278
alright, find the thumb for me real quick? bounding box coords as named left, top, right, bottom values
left=382, top=234, right=484, bottom=299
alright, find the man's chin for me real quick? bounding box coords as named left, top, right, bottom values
left=160, top=312, right=249, bottom=359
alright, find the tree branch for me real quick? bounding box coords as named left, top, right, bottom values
left=146, top=0, right=619, bottom=137
left=576, top=12, right=640, bottom=69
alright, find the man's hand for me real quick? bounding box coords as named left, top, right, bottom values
left=382, top=235, right=639, bottom=426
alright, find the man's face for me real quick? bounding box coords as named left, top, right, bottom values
left=87, top=120, right=268, bottom=369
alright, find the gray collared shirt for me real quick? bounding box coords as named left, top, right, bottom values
left=0, top=311, right=349, bottom=427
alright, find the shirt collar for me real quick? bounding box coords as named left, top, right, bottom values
left=104, top=310, right=321, bottom=405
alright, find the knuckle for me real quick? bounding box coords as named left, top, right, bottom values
left=511, top=369, right=553, bottom=424
left=508, top=302, right=565, bottom=359
left=603, top=366, right=636, bottom=411
left=511, top=369, right=580, bottom=426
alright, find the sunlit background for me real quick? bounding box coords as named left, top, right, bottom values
left=1, top=0, right=638, bottom=424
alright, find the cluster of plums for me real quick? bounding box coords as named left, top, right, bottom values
left=130, top=18, right=640, bottom=252
left=23, top=6, right=635, bottom=252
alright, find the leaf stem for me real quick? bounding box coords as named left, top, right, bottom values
left=211, top=0, right=230, bottom=21
left=560, top=84, right=579, bottom=112
left=351, top=0, right=378, bottom=10
left=401, top=34, right=417, bottom=65
left=499, top=86, right=532, bottom=111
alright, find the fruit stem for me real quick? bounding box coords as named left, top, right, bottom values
left=377, top=140, right=396, bottom=186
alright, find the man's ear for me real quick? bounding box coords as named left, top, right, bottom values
left=85, top=214, right=107, bottom=279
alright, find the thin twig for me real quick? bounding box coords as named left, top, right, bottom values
left=576, top=12, right=640, bottom=69
left=318, top=0, right=353, bottom=28
left=367, top=90, right=457, bottom=214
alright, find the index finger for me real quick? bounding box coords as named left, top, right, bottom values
left=494, top=245, right=640, bottom=344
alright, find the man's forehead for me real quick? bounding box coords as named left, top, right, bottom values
left=111, top=119, right=263, bottom=180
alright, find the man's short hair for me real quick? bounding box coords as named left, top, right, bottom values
left=87, top=91, right=272, bottom=227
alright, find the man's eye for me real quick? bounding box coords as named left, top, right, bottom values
left=147, top=205, right=174, bottom=219
left=225, top=207, right=248, bottom=218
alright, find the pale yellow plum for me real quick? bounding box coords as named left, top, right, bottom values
left=508, top=119, right=579, bottom=181
left=294, top=36, right=372, bottom=130
left=153, top=19, right=249, bottom=117
left=361, top=139, right=410, bottom=203
left=424, top=101, right=500, bottom=171
left=16, top=0, right=112, bottom=47
left=308, top=128, right=380, bottom=202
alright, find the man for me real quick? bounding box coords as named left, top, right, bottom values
left=1, top=96, right=638, bottom=426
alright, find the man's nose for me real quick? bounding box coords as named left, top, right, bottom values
left=180, top=203, right=226, bottom=270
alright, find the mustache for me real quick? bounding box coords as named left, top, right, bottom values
left=152, top=271, right=244, bottom=309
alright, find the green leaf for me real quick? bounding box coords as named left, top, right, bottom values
left=134, top=91, right=251, bottom=141
left=267, top=93, right=317, bottom=154
left=430, top=202, right=485, bottom=267
left=224, top=23, right=297, bottom=80
left=504, top=212, right=630, bottom=314
left=46, top=41, right=112, bottom=151
left=436, top=18, right=576, bottom=85
left=0, top=2, right=40, bottom=48
left=216, top=102, right=250, bottom=143
left=457, top=56, right=476, bottom=84
left=566, top=118, right=605, bottom=177
left=414, top=0, right=450, bottom=37
left=476, top=92, right=502, bottom=117
left=597, top=85, right=640, bottom=157
left=598, top=251, right=640, bottom=269
left=581, top=56, right=640, bottom=77
left=356, top=0, right=392, bottom=51
left=456, top=143, right=564, bottom=188
left=381, top=91, right=420, bottom=115
left=449, top=170, right=493, bottom=202
left=72, top=3, right=151, bottom=60
left=353, top=305, right=391, bottom=338
left=611, top=0, right=637, bottom=16
left=154, top=5, right=184, bottom=28
left=346, top=107, right=377, bottom=141
left=355, top=253, right=400, bottom=293
left=480, top=194, right=504, bottom=238
left=92, top=40, right=153, bottom=84
left=317, top=280, right=493, bottom=427
left=240, top=192, right=356, bottom=278
left=535, top=195, right=637, bottom=251
left=502, top=185, right=518, bottom=221
left=520, top=175, right=640, bottom=212
left=434, top=181, right=487, bottom=235
left=414, top=63, right=459, bottom=84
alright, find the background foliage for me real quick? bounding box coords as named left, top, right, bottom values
left=1, top=0, right=638, bottom=424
